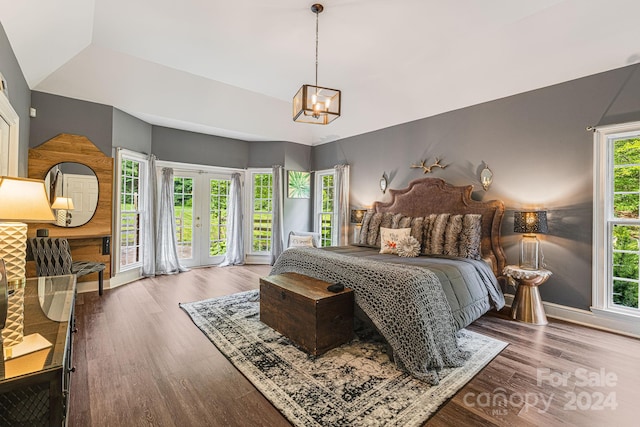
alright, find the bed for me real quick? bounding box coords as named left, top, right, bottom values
left=270, top=177, right=506, bottom=383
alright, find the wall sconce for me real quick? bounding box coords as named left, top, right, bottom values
left=480, top=162, right=493, bottom=191
left=514, top=211, right=548, bottom=270
left=379, top=173, right=388, bottom=194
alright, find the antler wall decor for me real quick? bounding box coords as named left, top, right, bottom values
left=410, top=158, right=448, bottom=174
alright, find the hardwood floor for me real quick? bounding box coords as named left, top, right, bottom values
left=69, top=266, right=640, bottom=426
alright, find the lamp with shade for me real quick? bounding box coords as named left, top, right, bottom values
left=0, top=176, right=55, bottom=349
left=350, top=209, right=367, bottom=225
left=0, top=176, right=56, bottom=284
left=350, top=209, right=368, bottom=244
left=513, top=211, right=548, bottom=270
left=51, top=196, right=75, bottom=226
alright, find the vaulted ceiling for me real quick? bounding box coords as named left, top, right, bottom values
left=2, top=0, right=640, bottom=145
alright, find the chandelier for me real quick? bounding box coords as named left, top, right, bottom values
left=293, top=3, right=341, bottom=125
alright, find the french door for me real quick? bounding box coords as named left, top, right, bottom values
left=173, top=171, right=235, bottom=267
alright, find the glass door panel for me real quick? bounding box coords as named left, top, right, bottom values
left=173, top=172, right=233, bottom=267
left=174, top=175, right=195, bottom=263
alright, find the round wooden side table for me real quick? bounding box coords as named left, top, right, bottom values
left=503, top=265, right=552, bottom=325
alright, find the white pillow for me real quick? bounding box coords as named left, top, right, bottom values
left=379, top=227, right=411, bottom=254
left=289, top=235, right=315, bottom=248
left=288, top=231, right=321, bottom=247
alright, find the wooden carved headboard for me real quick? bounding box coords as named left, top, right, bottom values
left=373, top=177, right=506, bottom=277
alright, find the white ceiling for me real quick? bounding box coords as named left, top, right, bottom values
left=2, top=0, right=640, bottom=146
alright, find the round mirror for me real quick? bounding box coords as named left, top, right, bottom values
left=45, top=162, right=99, bottom=227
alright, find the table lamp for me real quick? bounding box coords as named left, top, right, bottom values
left=514, top=211, right=548, bottom=270
left=0, top=176, right=55, bottom=285
left=51, top=196, right=75, bottom=226
left=0, top=177, right=55, bottom=349
left=350, top=209, right=367, bottom=224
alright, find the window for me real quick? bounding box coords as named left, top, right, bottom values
left=173, top=175, right=194, bottom=259
left=315, top=170, right=336, bottom=247
left=594, top=122, right=640, bottom=317
left=209, top=179, right=230, bottom=256
left=248, top=170, right=273, bottom=254
left=117, top=150, right=147, bottom=272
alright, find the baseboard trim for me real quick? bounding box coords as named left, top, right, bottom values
left=503, top=294, right=640, bottom=339
left=77, top=279, right=109, bottom=294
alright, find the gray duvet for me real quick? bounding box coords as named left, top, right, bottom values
left=271, top=246, right=505, bottom=383
left=322, top=245, right=505, bottom=330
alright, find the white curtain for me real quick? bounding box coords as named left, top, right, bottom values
left=335, top=164, right=350, bottom=246
left=270, top=165, right=284, bottom=265
left=218, top=173, right=244, bottom=266
left=142, top=154, right=157, bottom=276
left=156, top=167, right=188, bottom=275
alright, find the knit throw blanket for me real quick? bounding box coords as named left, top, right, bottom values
left=270, top=247, right=470, bottom=384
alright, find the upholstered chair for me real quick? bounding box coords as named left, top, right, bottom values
left=27, top=237, right=106, bottom=295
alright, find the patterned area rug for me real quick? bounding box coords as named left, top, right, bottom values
left=180, top=290, right=507, bottom=427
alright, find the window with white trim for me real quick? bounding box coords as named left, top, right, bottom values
left=314, top=169, right=336, bottom=247
left=116, top=150, right=147, bottom=272
left=593, top=122, right=640, bottom=316
left=247, top=169, right=273, bottom=254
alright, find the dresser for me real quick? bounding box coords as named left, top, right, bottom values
left=0, top=275, right=77, bottom=426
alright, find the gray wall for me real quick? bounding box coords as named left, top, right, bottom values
left=112, top=109, right=152, bottom=154
left=30, top=91, right=113, bottom=155
left=284, top=142, right=313, bottom=240
left=248, top=141, right=285, bottom=168
left=152, top=126, right=249, bottom=168
left=248, top=140, right=314, bottom=239
left=0, top=22, right=31, bottom=175
left=314, top=63, right=640, bottom=311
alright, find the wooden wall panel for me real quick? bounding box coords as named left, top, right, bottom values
left=27, top=134, right=113, bottom=282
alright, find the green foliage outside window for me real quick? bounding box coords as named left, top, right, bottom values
left=612, top=138, right=640, bottom=308
left=120, top=159, right=142, bottom=267
left=253, top=173, right=273, bottom=252
left=210, top=179, right=229, bottom=256
left=320, top=174, right=334, bottom=247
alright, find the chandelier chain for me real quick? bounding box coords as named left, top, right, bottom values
left=315, top=8, right=319, bottom=89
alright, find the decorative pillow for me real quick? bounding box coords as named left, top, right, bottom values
left=421, top=213, right=482, bottom=259
left=288, top=231, right=321, bottom=247
left=358, top=211, right=374, bottom=245
left=409, top=217, right=424, bottom=244
left=366, top=213, right=384, bottom=246
left=374, top=213, right=394, bottom=247
left=391, top=213, right=405, bottom=229
left=460, top=214, right=482, bottom=260
left=289, top=235, right=314, bottom=248
left=443, top=214, right=463, bottom=256
left=397, top=235, right=421, bottom=257
left=426, top=213, right=450, bottom=255
left=379, top=227, right=411, bottom=254
left=398, top=215, right=412, bottom=229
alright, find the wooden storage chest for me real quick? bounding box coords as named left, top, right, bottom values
left=259, top=272, right=354, bottom=356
